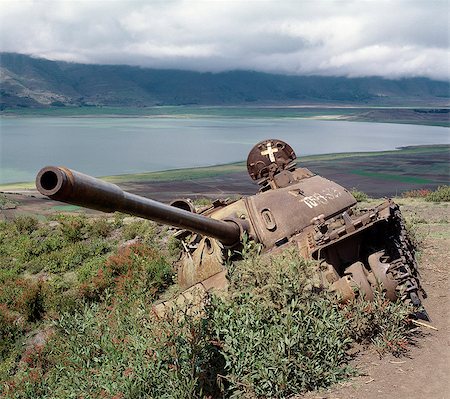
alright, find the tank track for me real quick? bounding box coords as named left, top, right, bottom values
left=386, top=204, right=429, bottom=319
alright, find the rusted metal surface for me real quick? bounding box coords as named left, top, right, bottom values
left=36, top=139, right=428, bottom=319
left=177, top=236, right=224, bottom=288
left=245, top=175, right=356, bottom=249
left=153, top=270, right=228, bottom=319
left=368, top=251, right=398, bottom=301
left=247, top=139, right=296, bottom=181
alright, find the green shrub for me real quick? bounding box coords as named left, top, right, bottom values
left=402, top=185, right=450, bottom=202
left=350, top=188, right=369, bottom=202
left=2, top=302, right=217, bottom=399
left=426, top=185, right=450, bottom=202
left=76, top=255, right=109, bottom=283
left=13, top=215, right=38, bottom=234
left=42, top=276, right=81, bottom=316
left=57, top=214, right=91, bottom=242
left=206, top=251, right=352, bottom=397
left=78, top=243, right=173, bottom=302
left=90, top=217, right=114, bottom=238
left=0, top=194, right=18, bottom=210
left=342, top=293, right=412, bottom=355
left=209, top=295, right=352, bottom=396
left=0, top=215, right=119, bottom=378
left=0, top=277, right=45, bottom=322
left=404, top=216, right=426, bottom=248
left=18, top=281, right=45, bottom=322
left=122, top=220, right=158, bottom=244
left=0, top=194, right=6, bottom=207
left=29, top=226, right=66, bottom=256
left=0, top=277, right=27, bottom=308
left=112, top=212, right=125, bottom=228
left=26, top=239, right=112, bottom=274
left=167, top=235, right=182, bottom=258
left=4, top=250, right=415, bottom=398
left=192, top=197, right=213, bottom=207
left=0, top=217, right=114, bottom=276
left=0, top=305, right=24, bottom=361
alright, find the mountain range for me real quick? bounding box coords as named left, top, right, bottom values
left=1, top=52, right=449, bottom=109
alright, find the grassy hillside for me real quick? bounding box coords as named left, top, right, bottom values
left=0, top=214, right=411, bottom=398
left=1, top=187, right=448, bottom=398
left=1, top=52, right=449, bottom=109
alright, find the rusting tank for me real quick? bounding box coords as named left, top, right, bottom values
left=35, top=139, right=428, bottom=319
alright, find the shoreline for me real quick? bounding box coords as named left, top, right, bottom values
left=1, top=144, right=448, bottom=195
left=1, top=106, right=448, bottom=130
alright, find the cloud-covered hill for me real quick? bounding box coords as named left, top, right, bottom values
left=1, top=53, right=449, bottom=109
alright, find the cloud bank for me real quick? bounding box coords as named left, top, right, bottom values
left=1, top=0, right=448, bottom=80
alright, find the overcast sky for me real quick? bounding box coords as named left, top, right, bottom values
left=1, top=0, right=448, bottom=80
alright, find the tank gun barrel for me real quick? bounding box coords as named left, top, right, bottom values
left=36, top=166, right=241, bottom=246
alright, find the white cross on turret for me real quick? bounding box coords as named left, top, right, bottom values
left=261, top=142, right=278, bottom=162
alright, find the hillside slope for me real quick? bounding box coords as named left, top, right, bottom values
left=1, top=52, right=449, bottom=109
left=0, top=192, right=448, bottom=398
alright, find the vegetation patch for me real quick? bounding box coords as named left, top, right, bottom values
left=0, top=213, right=176, bottom=388
left=350, top=188, right=369, bottom=202
left=103, top=163, right=245, bottom=184
left=402, top=185, right=450, bottom=202
left=402, top=188, right=432, bottom=199
left=0, top=194, right=17, bottom=210
left=425, top=185, right=450, bottom=202
left=0, top=212, right=417, bottom=398
left=350, top=170, right=432, bottom=184
left=51, top=205, right=82, bottom=212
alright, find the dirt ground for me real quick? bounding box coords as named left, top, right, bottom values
left=0, top=188, right=448, bottom=399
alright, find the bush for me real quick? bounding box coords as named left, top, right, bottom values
left=13, top=215, right=38, bottom=234
left=58, top=214, right=91, bottom=242
left=402, top=185, right=450, bottom=202
left=402, top=188, right=431, bottom=198
left=0, top=215, right=119, bottom=377
left=25, top=239, right=112, bottom=274
left=350, top=188, right=369, bottom=202
left=192, top=198, right=213, bottom=207
left=78, top=243, right=173, bottom=302
left=0, top=305, right=24, bottom=361
left=2, top=302, right=217, bottom=399
left=207, top=251, right=353, bottom=397
left=16, top=281, right=45, bottom=322
left=76, top=255, right=109, bottom=283
left=122, top=220, right=158, bottom=244
left=0, top=194, right=18, bottom=210
left=209, top=295, right=352, bottom=396
left=426, top=185, right=450, bottom=202
left=42, top=276, right=81, bottom=316
left=90, top=217, right=114, bottom=238
left=0, top=278, right=45, bottom=322
left=106, top=243, right=172, bottom=293
left=342, top=293, right=413, bottom=355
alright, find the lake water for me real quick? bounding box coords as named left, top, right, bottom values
left=0, top=116, right=449, bottom=184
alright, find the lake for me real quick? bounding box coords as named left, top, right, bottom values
left=1, top=116, right=449, bottom=184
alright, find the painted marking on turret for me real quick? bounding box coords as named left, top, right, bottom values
left=261, top=142, right=279, bottom=162
left=301, top=188, right=342, bottom=209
